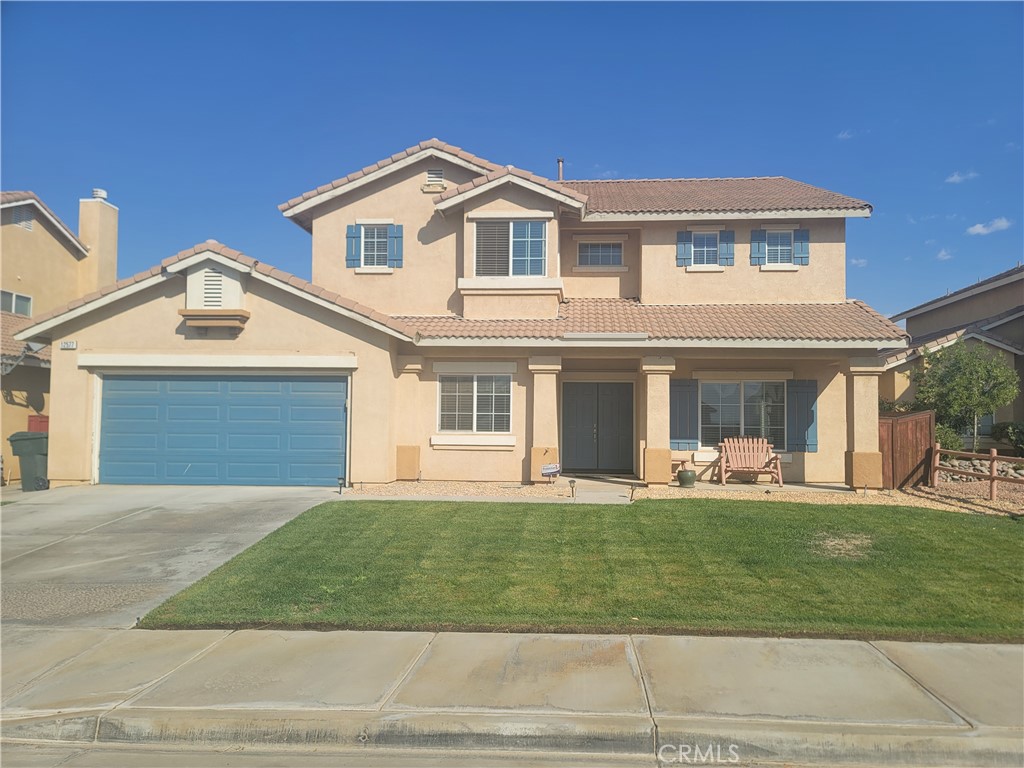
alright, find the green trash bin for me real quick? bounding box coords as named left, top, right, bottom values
left=8, top=432, right=49, bottom=492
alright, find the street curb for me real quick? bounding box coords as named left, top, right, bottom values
left=3, top=709, right=1022, bottom=766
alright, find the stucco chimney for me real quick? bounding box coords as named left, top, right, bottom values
left=78, top=190, right=118, bottom=291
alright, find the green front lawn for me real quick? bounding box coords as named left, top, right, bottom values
left=142, top=499, right=1024, bottom=641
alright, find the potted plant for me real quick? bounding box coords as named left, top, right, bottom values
left=677, top=458, right=696, bottom=489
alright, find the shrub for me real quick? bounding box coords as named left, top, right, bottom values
left=879, top=397, right=920, bottom=414
left=991, top=422, right=1024, bottom=454
left=935, top=423, right=964, bottom=453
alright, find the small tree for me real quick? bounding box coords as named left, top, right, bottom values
left=911, top=341, right=1020, bottom=451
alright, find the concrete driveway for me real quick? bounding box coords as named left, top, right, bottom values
left=0, top=485, right=336, bottom=628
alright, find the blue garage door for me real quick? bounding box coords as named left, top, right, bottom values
left=100, top=375, right=347, bottom=486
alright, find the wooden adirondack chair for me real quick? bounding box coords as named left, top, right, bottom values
left=718, top=436, right=784, bottom=487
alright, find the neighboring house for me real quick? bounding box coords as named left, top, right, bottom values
left=880, top=265, right=1024, bottom=440
left=0, top=190, right=118, bottom=480
left=16, top=140, right=906, bottom=490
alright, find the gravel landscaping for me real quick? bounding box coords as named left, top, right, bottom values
left=345, top=478, right=1022, bottom=515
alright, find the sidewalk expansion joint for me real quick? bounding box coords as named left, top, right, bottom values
left=92, top=629, right=235, bottom=741
left=867, top=640, right=975, bottom=728
left=627, top=634, right=660, bottom=755
left=377, top=631, right=437, bottom=711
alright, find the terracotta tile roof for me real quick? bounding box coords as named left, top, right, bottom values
left=1, top=190, right=88, bottom=253
left=278, top=139, right=504, bottom=213
left=398, top=298, right=906, bottom=344
left=1, top=311, right=50, bottom=363
left=558, top=177, right=871, bottom=216
left=880, top=305, right=1024, bottom=366
left=891, top=264, right=1024, bottom=320
left=20, top=240, right=415, bottom=340
left=433, top=166, right=588, bottom=207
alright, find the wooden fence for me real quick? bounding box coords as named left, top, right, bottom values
left=879, top=411, right=934, bottom=489
left=930, top=443, right=1024, bottom=501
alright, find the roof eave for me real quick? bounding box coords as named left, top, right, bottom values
left=1, top=198, right=89, bottom=257
left=891, top=271, right=1024, bottom=321
left=279, top=147, right=499, bottom=225
left=581, top=207, right=872, bottom=222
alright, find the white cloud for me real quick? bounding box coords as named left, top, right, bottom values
left=924, top=239, right=937, bottom=245
left=849, top=258, right=868, bottom=268
left=966, top=217, right=1012, bottom=236
left=945, top=170, right=979, bottom=184
left=836, top=129, right=854, bottom=140
left=936, top=249, right=953, bottom=261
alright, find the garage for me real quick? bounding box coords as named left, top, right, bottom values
left=99, top=375, right=348, bottom=486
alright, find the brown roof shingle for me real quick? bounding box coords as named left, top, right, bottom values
left=20, top=240, right=415, bottom=340
left=278, top=139, right=504, bottom=213
left=433, top=166, right=588, bottom=207
left=559, top=177, right=871, bottom=216
left=398, top=298, right=906, bottom=344
left=1, top=311, right=51, bottom=363
left=880, top=305, right=1024, bottom=366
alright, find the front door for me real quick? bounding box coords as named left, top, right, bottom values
left=562, top=382, right=633, bottom=473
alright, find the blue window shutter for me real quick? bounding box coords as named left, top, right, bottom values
left=794, top=229, right=810, bottom=265
left=670, top=380, right=700, bottom=450
left=388, top=224, right=404, bottom=268
left=345, top=225, right=361, bottom=268
left=676, top=231, right=693, bottom=267
left=719, top=230, right=735, bottom=266
left=786, top=380, right=818, bottom=452
left=750, top=229, right=766, bottom=266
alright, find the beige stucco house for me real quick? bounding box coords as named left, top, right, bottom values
left=1, top=190, right=118, bottom=480
left=16, top=140, right=906, bottom=490
left=880, top=265, right=1024, bottom=438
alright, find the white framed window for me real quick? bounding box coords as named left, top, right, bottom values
left=766, top=230, right=793, bottom=264
left=700, top=381, right=785, bottom=448
left=361, top=224, right=389, bottom=267
left=12, top=207, right=34, bottom=230
left=475, top=221, right=546, bottom=277
left=692, top=232, right=719, bottom=266
left=426, top=169, right=444, bottom=185
left=438, top=374, right=512, bottom=433
left=578, top=242, right=623, bottom=267
left=1, top=290, right=32, bottom=317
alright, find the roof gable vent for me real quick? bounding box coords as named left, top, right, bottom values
left=12, top=206, right=33, bottom=230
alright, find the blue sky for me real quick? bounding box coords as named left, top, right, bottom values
left=2, top=2, right=1021, bottom=317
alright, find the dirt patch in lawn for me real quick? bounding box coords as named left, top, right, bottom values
left=813, top=533, right=873, bottom=559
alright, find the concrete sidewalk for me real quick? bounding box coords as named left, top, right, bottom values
left=2, top=628, right=1021, bottom=766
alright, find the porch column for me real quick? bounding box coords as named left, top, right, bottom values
left=529, top=356, right=561, bottom=483
left=846, top=358, right=884, bottom=491
left=642, top=356, right=676, bottom=484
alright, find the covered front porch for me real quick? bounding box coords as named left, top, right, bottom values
left=527, top=353, right=885, bottom=491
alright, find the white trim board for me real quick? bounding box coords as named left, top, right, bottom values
left=282, top=148, right=496, bottom=220
left=430, top=434, right=516, bottom=447
left=78, top=354, right=359, bottom=369
left=1, top=198, right=89, bottom=257
left=432, top=361, right=517, bottom=374
left=437, top=175, right=585, bottom=214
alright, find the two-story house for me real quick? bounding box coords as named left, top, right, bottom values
left=1, top=190, right=118, bottom=480
left=880, top=265, right=1024, bottom=439
left=16, top=140, right=906, bottom=490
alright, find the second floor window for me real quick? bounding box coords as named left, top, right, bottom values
left=1, top=290, right=32, bottom=317
left=692, top=233, right=719, bottom=265
left=578, top=242, right=623, bottom=266
left=766, top=231, right=793, bottom=264
left=361, top=225, right=389, bottom=267
left=476, top=221, right=546, bottom=277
